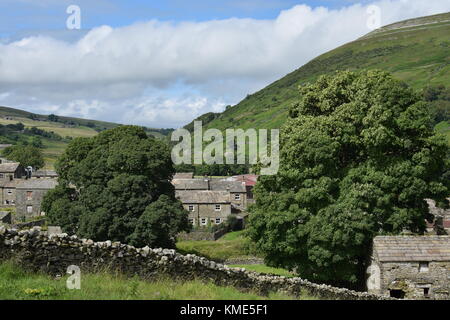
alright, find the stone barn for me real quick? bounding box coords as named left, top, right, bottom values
left=367, top=236, right=450, bottom=299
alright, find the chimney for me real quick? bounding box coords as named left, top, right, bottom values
left=204, top=177, right=210, bottom=190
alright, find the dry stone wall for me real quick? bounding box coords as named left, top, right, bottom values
left=0, top=226, right=392, bottom=300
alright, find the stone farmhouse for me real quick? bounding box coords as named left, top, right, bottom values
left=367, top=236, right=450, bottom=299
left=172, top=174, right=248, bottom=227
left=15, top=179, right=58, bottom=219
left=0, top=162, right=57, bottom=222
left=176, top=190, right=231, bottom=226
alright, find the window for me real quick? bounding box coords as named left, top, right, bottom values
left=26, top=205, right=33, bottom=214
left=27, top=191, right=33, bottom=201
left=215, top=218, right=222, bottom=224
left=423, top=288, right=430, bottom=298
left=0, top=174, right=3, bottom=178
left=188, top=218, right=195, bottom=225
left=234, top=194, right=241, bottom=200
left=419, top=262, right=429, bottom=273
left=200, top=218, right=207, bottom=226
left=188, top=205, right=195, bottom=212
left=215, top=204, right=221, bottom=211
left=7, top=189, right=12, bottom=195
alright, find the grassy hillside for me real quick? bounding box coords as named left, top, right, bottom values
left=200, top=12, right=450, bottom=131
left=0, top=106, right=173, bottom=168
left=0, top=261, right=315, bottom=300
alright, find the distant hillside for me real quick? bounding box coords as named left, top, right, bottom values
left=198, top=12, right=450, bottom=132
left=0, top=106, right=174, bottom=168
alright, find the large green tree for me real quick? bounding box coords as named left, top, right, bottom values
left=2, top=145, right=44, bottom=169
left=247, top=70, right=449, bottom=289
left=43, top=126, right=190, bottom=248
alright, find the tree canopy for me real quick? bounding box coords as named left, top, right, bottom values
left=247, top=70, right=450, bottom=289
left=43, top=125, right=190, bottom=248
left=2, top=144, right=44, bottom=169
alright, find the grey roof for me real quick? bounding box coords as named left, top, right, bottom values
left=172, top=178, right=209, bottom=190
left=209, top=179, right=246, bottom=193
left=176, top=190, right=230, bottom=204
left=173, top=172, right=194, bottom=179
left=16, top=179, right=58, bottom=190
left=373, top=236, right=450, bottom=262
left=33, top=170, right=58, bottom=178
left=0, top=162, right=20, bottom=173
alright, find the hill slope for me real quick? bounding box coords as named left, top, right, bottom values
left=198, top=12, right=450, bottom=131
left=0, top=106, right=173, bottom=168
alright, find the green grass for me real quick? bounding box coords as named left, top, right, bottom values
left=0, top=261, right=316, bottom=300
left=176, top=230, right=262, bottom=262
left=197, top=12, right=450, bottom=132
left=228, top=264, right=295, bottom=278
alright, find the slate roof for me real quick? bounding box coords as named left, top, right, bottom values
left=173, top=172, right=194, bottom=179
left=172, top=179, right=209, bottom=190
left=0, top=162, right=20, bottom=173
left=176, top=190, right=230, bottom=204
left=15, top=179, right=58, bottom=190
left=373, top=236, right=450, bottom=262
left=32, top=170, right=58, bottom=178
left=209, top=179, right=246, bottom=193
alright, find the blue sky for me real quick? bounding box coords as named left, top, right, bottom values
left=0, top=0, right=448, bottom=128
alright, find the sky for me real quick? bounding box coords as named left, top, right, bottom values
left=0, top=0, right=449, bottom=129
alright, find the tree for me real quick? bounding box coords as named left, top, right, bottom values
left=130, top=194, right=189, bottom=248
left=43, top=125, right=191, bottom=247
left=2, top=145, right=45, bottom=169
left=247, top=70, right=449, bottom=289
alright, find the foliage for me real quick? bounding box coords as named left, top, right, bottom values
left=422, top=85, right=450, bottom=125
left=43, top=125, right=190, bottom=247
left=247, top=70, right=450, bottom=289
left=130, top=195, right=190, bottom=248
left=2, top=144, right=45, bottom=169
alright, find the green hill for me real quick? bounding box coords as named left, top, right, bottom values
left=0, top=106, right=174, bottom=168
left=198, top=12, right=450, bottom=132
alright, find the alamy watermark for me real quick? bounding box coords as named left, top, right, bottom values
left=66, top=5, right=81, bottom=30
left=66, top=265, right=81, bottom=289
left=171, top=121, right=279, bottom=175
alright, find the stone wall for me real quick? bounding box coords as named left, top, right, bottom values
left=177, top=228, right=227, bottom=241
left=0, top=226, right=392, bottom=300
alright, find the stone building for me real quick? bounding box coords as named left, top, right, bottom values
left=31, top=170, right=58, bottom=179
left=367, top=236, right=450, bottom=299
left=0, top=180, right=17, bottom=206
left=176, top=190, right=231, bottom=227
left=172, top=176, right=247, bottom=227
left=15, top=179, right=58, bottom=219
left=0, top=162, right=25, bottom=182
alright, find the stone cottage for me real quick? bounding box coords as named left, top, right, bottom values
left=367, top=236, right=450, bottom=299
left=176, top=190, right=231, bottom=227
left=0, top=162, right=25, bottom=182
left=15, top=179, right=58, bottom=219
left=0, top=180, right=17, bottom=206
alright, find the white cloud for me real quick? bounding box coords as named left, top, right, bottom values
left=0, top=0, right=449, bottom=128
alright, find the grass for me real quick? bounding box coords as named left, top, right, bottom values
left=176, top=230, right=262, bottom=262
left=0, top=261, right=316, bottom=300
